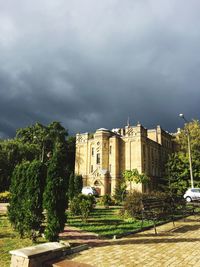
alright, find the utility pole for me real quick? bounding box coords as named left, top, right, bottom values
left=179, top=114, right=194, bottom=188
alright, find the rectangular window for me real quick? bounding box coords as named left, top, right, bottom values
left=91, top=165, right=93, bottom=173
left=109, top=146, right=112, bottom=154
left=96, top=153, right=100, bottom=164
left=92, top=147, right=94, bottom=156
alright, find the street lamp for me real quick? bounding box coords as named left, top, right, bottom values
left=179, top=113, right=194, bottom=188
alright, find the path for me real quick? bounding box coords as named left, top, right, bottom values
left=64, top=216, right=200, bottom=267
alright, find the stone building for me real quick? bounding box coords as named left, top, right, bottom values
left=75, top=123, right=175, bottom=195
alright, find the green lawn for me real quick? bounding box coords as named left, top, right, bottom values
left=0, top=213, right=46, bottom=267
left=67, top=207, right=152, bottom=238
left=0, top=207, right=160, bottom=267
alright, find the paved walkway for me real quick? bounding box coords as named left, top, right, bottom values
left=64, top=216, right=200, bottom=267
left=2, top=203, right=200, bottom=266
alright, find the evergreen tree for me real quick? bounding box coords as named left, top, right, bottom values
left=166, top=119, right=200, bottom=195
left=68, top=172, right=75, bottom=200
left=24, top=160, right=46, bottom=241
left=8, top=161, right=30, bottom=237
left=43, top=142, right=68, bottom=241
left=8, top=160, right=46, bottom=240
left=74, top=175, right=83, bottom=196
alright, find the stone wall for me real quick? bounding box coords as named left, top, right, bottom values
left=10, top=242, right=70, bottom=267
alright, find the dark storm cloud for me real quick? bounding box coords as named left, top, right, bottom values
left=0, top=0, right=200, bottom=138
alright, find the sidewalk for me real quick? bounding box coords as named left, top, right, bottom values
left=64, top=216, right=200, bottom=267
left=59, top=225, right=105, bottom=247
left=2, top=203, right=200, bottom=266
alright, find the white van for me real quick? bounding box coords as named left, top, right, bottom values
left=81, top=186, right=98, bottom=196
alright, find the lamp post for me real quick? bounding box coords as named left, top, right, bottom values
left=179, top=113, right=194, bottom=188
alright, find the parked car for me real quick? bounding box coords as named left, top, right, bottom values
left=183, top=188, right=200, bottom=202
left=81, top=186, right=98, bottom=196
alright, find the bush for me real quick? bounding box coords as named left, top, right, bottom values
left=70, top=197, right=81, bottom=215
left=117, top=208, right=133, bottom=221
left=124, top=190, right=143, bottom=219
left=101, top=194, right=112, bottom=207
left=70, top=194, right=95, bottom=220
left=113, top=185, right=127, bottom=205
left=0, top=191, right=11, bottom=203
left=124, top=190, right=172, bottom=219
left=79, top=199, right=92, bottom=222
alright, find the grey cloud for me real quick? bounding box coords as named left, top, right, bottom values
left=0, top=0, right=199, bottom=138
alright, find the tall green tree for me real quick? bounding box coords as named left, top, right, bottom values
left=8, top=161, right=30, bottom=237
left=68, top=172, right=75, bottom=200
left=74, top=175, right=83, bottom=196
left=166, top=119, right=200, bottom=195
left=0, top=147, right=9, bottom=192
left=66, top=136, right=76, bottom=174
left=24, top=160, right=46, bottom=241
left=43, top=141, right=69, bottom=241
left=0, top=139, right=38, bottom=192
left=0, top=121, right=72, bottom=191
left=8, top=160, right=46, bottom=240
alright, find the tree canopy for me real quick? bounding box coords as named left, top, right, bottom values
left=122, top=169, right=149, bottom=191
left=0, top=121, right=75, bottom=192
left=166, top=119, right=200, bottom=195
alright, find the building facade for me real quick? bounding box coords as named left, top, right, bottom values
left=75, top=123, right=175, bottom=195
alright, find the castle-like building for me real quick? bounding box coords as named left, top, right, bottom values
left=75, top=123, right=175, bottom=195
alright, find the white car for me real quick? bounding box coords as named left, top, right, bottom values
left=183, top=188, right=200, bottom=202
left=81, top=186, right=98, bottom=196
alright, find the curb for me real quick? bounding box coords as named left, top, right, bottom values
left=64, top=244, right=89, bottom=256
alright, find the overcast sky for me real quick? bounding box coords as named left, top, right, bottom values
left=0, top=0, right=200, bottom=138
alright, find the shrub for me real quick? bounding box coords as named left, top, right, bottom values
left=101, top=194, right=112, bottom=207
left=113, top=185, right=127, bottom=204
left=70, top=197, right=81, bottom=215
left=124, top=190, right=143, bottom=219
left=0, top=191, right=11, bottom=202
left=70, top=194, right=95, bottom=220
left=124, top=190, right=172, bottom=219
left=79, top=199, right=91, bottom=222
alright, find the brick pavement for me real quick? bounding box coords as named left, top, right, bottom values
left=65, top=216, right=200, bottom=267
left=2, top=203, right=200, bottom=266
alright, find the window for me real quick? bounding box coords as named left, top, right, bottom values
left=92, top=147, right=94, bottom=156
left=96, top=153, right=100, bottom=164
left=109, top=146, right=112, bottom=154
left=91, top=165, right=93, bottom=173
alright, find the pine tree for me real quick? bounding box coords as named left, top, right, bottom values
left=8, top=161, right=30, bottom=237
left=68, top=173, right=75, bottom=200
left=43, top=142, right=68, bottom=241
left=74, top=175, right=83, bottom=196
left=24, top=160, right=46, bottom=241
left=8, top=160, right=46, bottom=240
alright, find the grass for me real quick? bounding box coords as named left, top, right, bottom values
left=0, top=213, right=46, bottom=267
left=67, top=207, right=153, bottom=238
left=0, top=206, right=176, bottom=267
